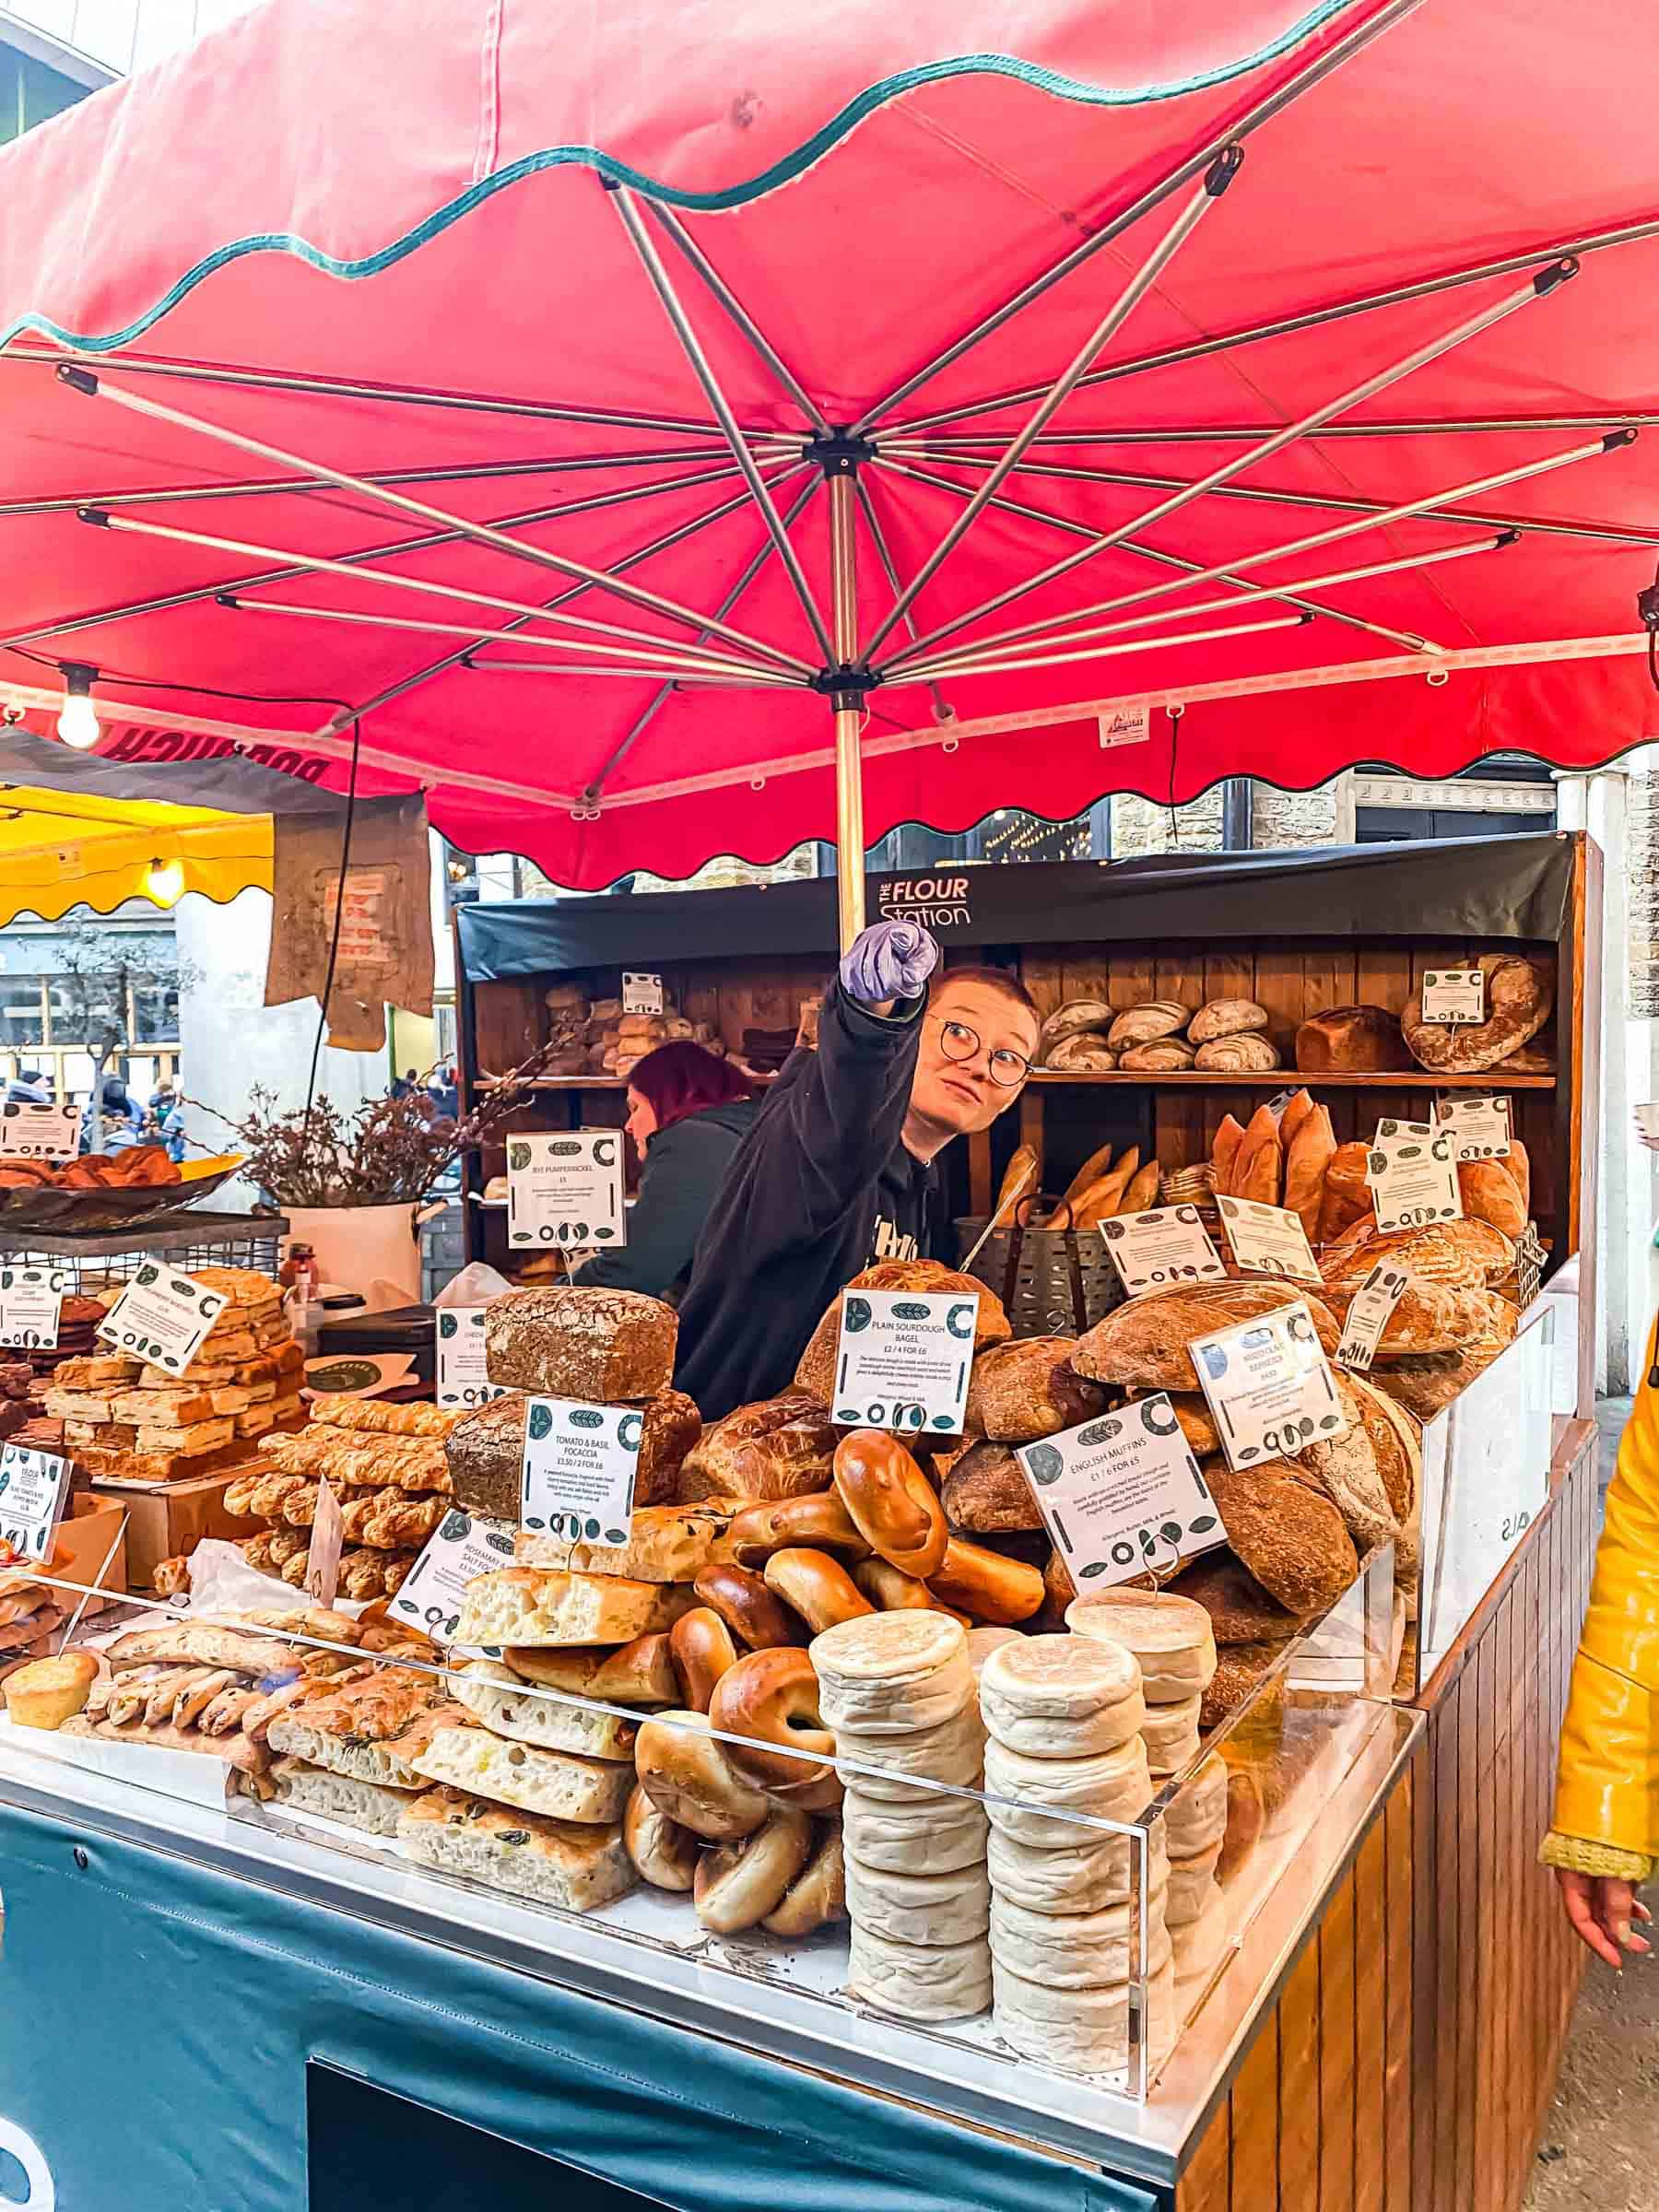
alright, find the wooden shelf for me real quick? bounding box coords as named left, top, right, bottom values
left=1030, top=1069, right=1556, bottom=1089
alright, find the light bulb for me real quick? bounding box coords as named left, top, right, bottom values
left=56, top=663, right=100, bottom=749
left=142, top=856, right=184, bottom=908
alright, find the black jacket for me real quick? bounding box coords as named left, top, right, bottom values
left=674, top=983, right=940, bottom=1419
left=571, top=1096, right=762, bottom=1300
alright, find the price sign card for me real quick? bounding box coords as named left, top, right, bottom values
left=0, top=1439, right=70, bottom=1562
left=1517, top=1221, right=1547, bottom=1308
left=522, top=1395, right=642, bottom=1541
left=392, top=1508, right=516, bottom=1646
left=0, top=1264, right=65, bottom=1350
left=1435, top=1094, right=1512, bottom=1161
left=1420, top=968, right=1485, bottom=1026
left=1215, top=1193, right=1322, bottom=1284
left=1365, top=1120, right=1463, bottom=1235
left=506, top=1131, right=626, bottom=1249
left=435, top=1306, right=509, bottom=1409
left=622, top=971, right=665, bottom=1016
left=0, top=1100, right=80, bottom=1160
left=832, top=1288, right=977, bottom=1436
left=97, top=1263, right=229, bottom=1375
left=1100, top=1205, right=1226, bottom=1297
left=1191, top=1300, right=1349, bottom=1470
left=1335, top=1261, right=1413, bottom=1373
left=1018, top=1396, right=1228, bottom=1590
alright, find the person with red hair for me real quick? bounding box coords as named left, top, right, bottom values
left=570, top=1041, right=760, bottom=1300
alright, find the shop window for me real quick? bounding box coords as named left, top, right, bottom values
left=0, top=978, right=45, bottom=1047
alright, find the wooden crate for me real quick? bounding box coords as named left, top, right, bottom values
left=90, top=1467, right=258, bottom=1592
left=50, top=1494, right=129, bottom=1618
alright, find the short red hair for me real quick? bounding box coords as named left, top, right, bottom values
left=626, top=1041, right=756, bottom=1134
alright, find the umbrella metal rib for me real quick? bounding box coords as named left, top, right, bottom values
left=899, top=609, right=1313, bottom=685
left=642, top=200, right=828, bottom=434
left=58, top=363, right=812, bottom=677
left=880, top=416, right=1659, bottom=450
left=876, top=262, right=1576, bottom=673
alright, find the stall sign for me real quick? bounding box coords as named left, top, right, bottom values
left=1335, top=1262, right=1413, bottom=1373
left=1190, top=1300, right=1349, bottom=1471
left=1419, top=968, right=1485, bottom=1025
left=831, top=1288, right=977, bottom=1435
left=0, top=1441, right=69, bottom=1562
left=1364, top=1120, right=1463, bottom=1235
left=97, top=1265, right=228, bottom=1374
left=622, top=971, right=664, bottom=1015
left=1018, top=1395, right=1227, bottom=1590
left=1099, top=1206, right=1226, bottom=1297
left=506, top=1131, right=626, bottom=1249
left=1214, top=1194, right=1322, bottom=1284
left=0, top=1101, right=79, bottom=1159
left=435, top=1307, right=508, bottom=1408
left=1433, top=1094, right=1512, bottom=1160
left=0, top=1265, right=65, bottom=1351
left=393, top=1509, right=516, bottom=1646
left=522, top=1396, right=642, bottom=1540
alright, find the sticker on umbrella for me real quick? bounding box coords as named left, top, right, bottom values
left=1018, top=1395, right=1226, bottom=1589
left=393, top=1507, right=517, bottom=1646
left=1189, top=1299, right=1348, bottom=1470
left=507, top=1131, right=625, bottom=1249
left=832, top=1288, right=977, bottom=1434
left=521, top=1395, right=641, bottom=1540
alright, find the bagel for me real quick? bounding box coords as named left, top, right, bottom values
left=928, top=1535, right=1044, bottom=1625
left=762, top=1823, right=847, bottom=1936
left=709, top=1647, right=839, bottom=1801
left=852, top=1558, right=935, bottom=1611
left=692, top=1560, right=804, bottom=1651
left=623, top=1782, right=700, bottom=1891
left=634, top=1709, right=770, bottom=1841
left=723, top=1493, right=873, bottom=1568
left=669, top=1606, right=740, bottom=1712
left=694, top=1806, right=815, bottom=1934
left=763, top=1547, right=875, bottom=1634
left=832, top=1430, right=948, bottom=1578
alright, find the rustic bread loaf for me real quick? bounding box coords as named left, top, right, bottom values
left=1037, top=998, right=1115, bottom=1053
left=1072, top=1281, right=1342, bottom=1394
left=1319, top=1217, right=1512, bottom=1290
left=1211, top=1113, right=1248, bottom=1193
left=1369, top=1349, right=1489, bottom=1421
left=1199, top=1641, right=1285, bottom=1729
left=1285, top=1102, right=1336, bottom=1243
left=676, top=1390, right=838, bottom=1503
left=1202, top=1461, right=1359, bottom=1615
left=940, top=1441, right=1043, bottom=1533
left=1165, top=1550, right=1305, bottom=1644
left=1316, top=1141, right=1375, bottom=1243
left=793, top=1262, right=1009, bottom=1402
left=1291, top=1375, right=1400, bottom=1559
left=1401, top=954, right=1554, bottom=1074
left=1193, top=1033, right=1280, bottom=1073
left=1366, top=1283, right=1516, bottom=1366
left=1188, top=998, right=1269, bottom=1045
left=1345, top=1374, right=1422, bottom=1532
left=963, top=1338, right=1108, bottom=1442
left=1043, top=1033, right=1120, bottom=1073
left=1119, top=1038, right=1196, bottom=1072
left=448, top=1388, right=700, bottom=1521
left=1294, top=1005, right=1412, bottom=1073
left=1230, top=1102, right=1283, bottom=1206
left=1108, top=1001, right=1190, bottom=1049
left=1317, top=1273, right=1469, bottom=1359
left=484, top=1287, right=677, bottom=1400
left=1456, top=1159, right=1526, bottom=1239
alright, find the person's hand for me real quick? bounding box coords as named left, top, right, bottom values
left=839, top=921, right=940, bottom=1007
left=1555, top=1869, right=1653, bottom=1967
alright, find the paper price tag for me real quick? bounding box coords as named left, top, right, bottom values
left=435, top=1305, right=509, bottom=1408
left=622, top=971, right=665, bottom=1016
left=1434, top=1094, right=1512, bottom=1160
left=1214, top=1194, right=1322, bottom=1285
left=392, top=1508, right=517, bottom=1646
left=1191, top=1300, right=1349, bottom=1471
left=96, top=1264, right=229, bottom=1375
left=1099, top=1205, right=1226, bottom=1297
left=0, top=1265, right=65, bottom=1350
left=506, top=1131, right=626, bottom=1249
left=305, top=1478, right=344, bottom=1606
left=0, top=1100, right=80, bottom=1159
left=0, top=1440, right=69, bottom=1563
left=1517, top=1221, right=1547, bottom=1308
left=1018, top=1396, right=1228, bottom=1591
left=1335, top=1262, right=1413, bottom=1373
left=1365, top=1119, right=1463, bottom=1235
left=1420, top=968, right=1485, bottom=1026
left=831, top=1288, right=977, bottom=1437
left=522, top=1395, right=642, bottom=1540
left=1263, top=1088, right=1300, bottom=1122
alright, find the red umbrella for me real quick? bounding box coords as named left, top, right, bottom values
left=1, top=0, right=1656, bottom=934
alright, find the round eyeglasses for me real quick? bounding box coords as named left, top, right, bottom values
left=931, top=1016, right=1031, bottom=1088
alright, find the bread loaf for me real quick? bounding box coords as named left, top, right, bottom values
left=1164, top=1551, right=1304, bottom=1644
left=1230, top=1102, right=1282, bottom=1206
left=1295, top=1006, right=1411, bottom=1073
left=1402, top=954, right=1554, bottom=1074
left=1212, top=1113, right=1247, bottom=1193
left=1108, top=1001, right=1189, bottom=1050
left=677, top=1391, right=838, bottom=1503
left=1371, top=1347, right=1496, bottom=1421
left=1072, top=1280, right=1342, bottom=1394
left=794, top=1263, right=1009, bottom=1403
left=940, top=1441, right=1043, bottom=1533
left=1118, top=1038, right=1196, bottom=1072
left=1043, top=1034, right=1120, bottom=1073
left=1285, top=1102, right=1336, bottom=1243
left=1316, top=1141, right=1374, bottom=1243
left=1202, top=1461, right=1359, bottom=1614
left=964, top=1338, right=1108, bottom=1442
left=450, top=1389, right=700, bottom=1520
left=1193, top=1033, right=1280, bottom=1073
left=1321, top=1216, right=1512, bottom=1290
left=1038, top=999, right=1115, bottom=1053
left=1457, top=1159, right=1526, bottom=1239
left=484, top=1288, right=677, bottom=1400
left=1188, top=998, right=1269, bottom=1045
left=513, top=1501, right=733, bottom=1583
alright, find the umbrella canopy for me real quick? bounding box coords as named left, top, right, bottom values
left=0, top=0, right=1656, bottom=899
left=0, top=785, right=272, bottom=922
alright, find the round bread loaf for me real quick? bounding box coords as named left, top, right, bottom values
left=940, top=1441, right=1045, bottom=1535
left=847, top=1924, right=992, bottom=2020
left=1167, top=1850, right=1222, bottom=1926
left=1171, top=1888, right=1230, bottom=1985
left=1200, top=1461, right=1359, bottom=1617
left=980, top=1634, right=1146, bottom=1759
left=990, top=1893, right=1173, bottom=1989
left=1165, top=1551, right=1303, bottom=1646
left=1290, top=1375, right=1400, bottom=1560
left=1108, top=1001, right=1189, bottom=1050
left=810, top=1611, right=972, bottom=1734
left=1065, top=1590, right=1218, bottom=1699
left=844, top=1853, right=991, bottom=1946
left=1164, top=1752, right=1229, bottom=1860
left=677, top=1391, right=838, bottom=1504
left=1199, top=1640, right=1285, bottom=1729
left=963, top=1338, right=1109, bottom=1444
left=1188, top=998, right=1269, bottom=1045
left=1119, top=1038, right=1197, bottom=1073
left=1044, top=1033, right=1120, bottom=1073
left=836, top=1699, right=985, bottom=1800
left=843, top=1785, right=988, bottom=1874
left=1038, top=998, right=1115, bottom=1053
left=1139, top=1693, right=1202, bottom=1777
left=1072, top=1280, right=1343, bottom=1394
left=1193, top=1032, right=1280, bottom=1073
left=983, top=1734, right=1151, bottom=1848
left=987, top=1823, right=1169, bottom=1914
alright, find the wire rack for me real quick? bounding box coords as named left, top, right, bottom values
left=0, top=1209, right=288, bottom=1290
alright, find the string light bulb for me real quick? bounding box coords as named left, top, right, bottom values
left=142, top=855, right=184, bottom=908
left=56, top=663, right=100, bottom=749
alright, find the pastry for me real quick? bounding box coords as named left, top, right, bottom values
left=3, top=1650, right=98, bottom=1729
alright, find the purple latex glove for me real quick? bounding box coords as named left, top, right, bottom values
left=839, top=920, right=940, bottom=1005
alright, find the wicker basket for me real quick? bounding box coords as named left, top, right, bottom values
left=954, top=1200, right=1125, bottom=1336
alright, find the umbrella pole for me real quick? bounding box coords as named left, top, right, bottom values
left=828, top=467, right=865, bottom=950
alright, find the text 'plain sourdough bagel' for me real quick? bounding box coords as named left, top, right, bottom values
left=832, top=1430, right=949, bottom=1577
left=793, top=1263, right=1010, bottom=1404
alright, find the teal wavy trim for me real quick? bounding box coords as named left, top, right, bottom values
left=3, top=1, right=1353, bottom=356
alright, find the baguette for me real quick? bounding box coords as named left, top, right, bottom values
left=1500, top=1136, right=1531, bottom=1216
left=104, top=1624, right=297, bottom=1677
left=1285, top=1103, right=1336, bottom=1244
left=1074, top=1148, right=1140, bottom=1226
left=1278, top=1088, right=1316, bottom=1148
left=1211, top=1115, right=1247, bottom=1192
left=1119, top=1160, right=1162, bottom=1215
left=994, top=1145, right=1040, bottom=1218
left=1231, top=1104, right=1282, bottom=1205
left=1060, top=1141, right=1117, bottom=1209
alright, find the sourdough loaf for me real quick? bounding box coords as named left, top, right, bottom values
left=676, top=1390, right=838, bottom=1502
left=1294, top=1005, right=1411, bottom=1073
left=1165, top=1551, right=1304, bottom=1644
left=1119, top=1038, right=1196, bottom=1072
left=484, top=1287, right=677, bottom=1400
left=1371, top=1347, right=1498, bottom=1420
left=1201, top=1461, right=1358, bottom=1615
left=1319, top=1217, right=1512, bottom=1290
left=793, top=1262, right=1008, bottom=1402
left=963, top=1337, right=1107, bottom=1442
left=1037, top=999, right=1115, bottom=1053
left=940, top=1441, right=1043, bottom=1533
left=448, top=1388, right=700, bottom=1520
left=1108, top=1001, right=1189, bottom=1049
left=1401, top=954, right=1554, bottom=1074
left=1072, top=1281, right=1342, bottom=1394
left=1188, top=998, right=1269, bottom=1045
left=1457, top=1159, right=1526, bottom=1239
left=1193, top=1033, right=1279, bottom=1073
left=1042, top=1033, right=1120, bottom=1073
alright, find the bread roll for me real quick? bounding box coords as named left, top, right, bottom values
left=842, top=1787, right=989, bottom=1875
left=835, top=1699, right=985, bottom=1800
left=844, top=1853, right=991, bottom=1946
left=810, top=1611, right=973, bottom=1735
left=980, top=1634, right=1146, bottom=1758
left=929, top=1535, right=1045, bottom=1625
left=990, top=1892, right=1172, bottom=1989
left=695, top=1806, right=815, bottom=1934
left=1194, top=1033, right=1280, bottom=1073
left=987, top=1822, right=1169, bottom=1914
left=4, top=1650, right=97, bottom=1729
left=982, top=1735, right=1153, bottom=1848
left=847, top=1924, right=992, bottom=2019
left=1295, top=1006, right=1411, bottom=1073
left=1140, top=1694, right=1202, bottom=1776
left=1065, top=1589, right=1218, bottom=1699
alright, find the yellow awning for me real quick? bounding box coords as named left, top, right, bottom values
left=0, top=785, right=273, bottom=924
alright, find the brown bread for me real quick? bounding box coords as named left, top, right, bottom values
left=1072, top=1281, right=1343, bottom=1394
left=1193, top=1033, right=1280, bottom=1073
left=1188, top=998, right=1269, bottom=1045
left=1285, top=1102, right=1336, bottom=1244
left=1203, top=1460, right=1359, bottom=1616
left=1294, top=1005, right=1411, bottom=1073
left=449, top=1389, right=700, bottom=1519
left=963, top=1338, right=1108, bottom=1442
left=1456, top=1159, right=1526, bottom=1239
left=1211, top=1114, right=1247, bottom=1193
left=939, top=1441, right=1043, bottom=1534
left=677, top=1392, right=838, bottom=1504
left=484, top=1288, right=677, bottom=1401
left=1400, top=954, right=1554, bottom=1074
left=1166, top=1551, right=1305, bottom=1645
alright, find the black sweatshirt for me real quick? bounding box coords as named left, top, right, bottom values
left=570, top=1096, right=762, bottom=1300
left=673, top=982, right=940, bottom=1419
